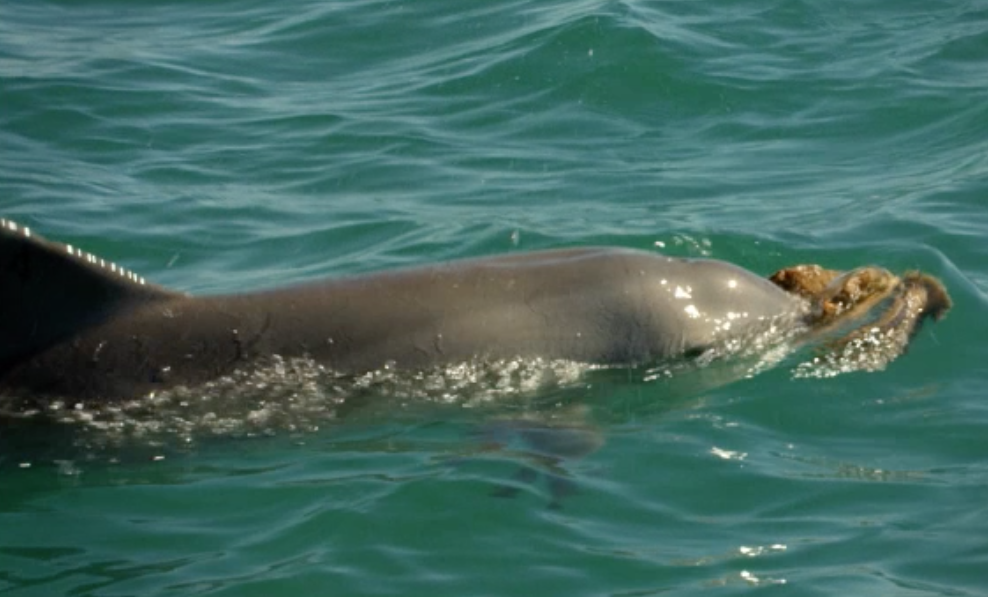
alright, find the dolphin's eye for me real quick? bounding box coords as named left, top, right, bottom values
left=683, top=346, right=710, bottom=359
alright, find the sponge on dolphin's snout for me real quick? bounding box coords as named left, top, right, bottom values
left=768, top=263, right=952, bottom=372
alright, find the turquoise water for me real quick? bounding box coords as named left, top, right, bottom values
left=2, top=0, right=988, bottom=594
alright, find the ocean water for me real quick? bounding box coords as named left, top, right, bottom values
left=2, top=0, right=988, bottom=594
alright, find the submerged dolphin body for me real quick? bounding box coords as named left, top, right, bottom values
left=0, top=219, right=805, bottom=404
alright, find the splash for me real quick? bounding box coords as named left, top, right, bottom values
left=26, top=355, right=593, bottom=447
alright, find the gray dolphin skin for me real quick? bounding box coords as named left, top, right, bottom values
left=0, top=218, right=803, bottom=404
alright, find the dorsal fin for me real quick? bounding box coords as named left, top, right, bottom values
left=0, top=218, right=181, bottom=371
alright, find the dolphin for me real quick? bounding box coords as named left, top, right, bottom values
left=1, top=218, right=809, bottom=405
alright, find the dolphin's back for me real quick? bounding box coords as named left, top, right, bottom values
left=0, top=218, right=179, bottom=375
left=259, top=248, right=801, bottom=372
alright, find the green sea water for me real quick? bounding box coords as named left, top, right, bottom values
left=2, top=0, right=988, bottom=595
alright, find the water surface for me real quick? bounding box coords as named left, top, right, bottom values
left=2, top=0, right=987, bottom=594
